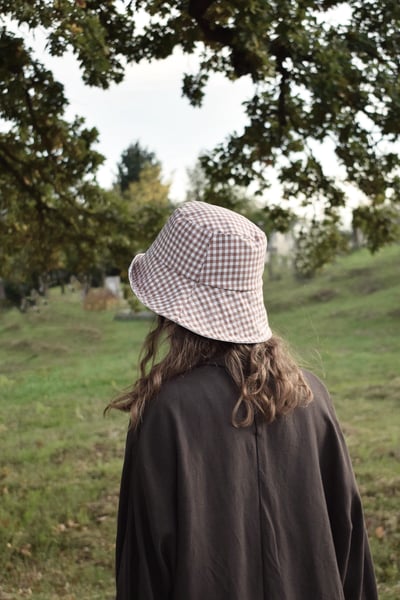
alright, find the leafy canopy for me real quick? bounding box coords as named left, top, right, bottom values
left=1, top=0, right=399, bottom=282
left=0, top=8, right=134, bottom=281
left=134, top=0, right=400, bottom=248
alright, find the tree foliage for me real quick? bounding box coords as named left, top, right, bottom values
left=186, top=159, right=295, bottom=237
left=132, top=0, right=400, bottom=250
left=116, top=142, right=159, bottom=192
left=0, top=7, right=136, bottom=283
left=119, top=157, right=172, bottom=253
left=294, top=217, right=349, bottom=279
left=1, top=0, right=399, bottom=284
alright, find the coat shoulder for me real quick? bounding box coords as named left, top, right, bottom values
left=301, top=369, right=338, bottom=419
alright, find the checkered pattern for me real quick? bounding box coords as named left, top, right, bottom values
left=129, top=201, right=272, bottom=343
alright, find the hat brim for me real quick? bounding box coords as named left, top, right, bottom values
left=129, top=253, right=272, bottom=344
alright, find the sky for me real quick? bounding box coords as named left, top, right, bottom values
left=30, top=36, right=254, bottom=202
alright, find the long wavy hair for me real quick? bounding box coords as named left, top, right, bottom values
left=108, top=315, right=312, bottom=429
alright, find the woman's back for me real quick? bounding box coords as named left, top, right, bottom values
left=116, top=364, right=377, bottom=600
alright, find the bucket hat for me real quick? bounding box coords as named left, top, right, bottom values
left=128, top=201, right=272, bottom=343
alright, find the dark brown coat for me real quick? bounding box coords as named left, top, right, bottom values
left=116, top=365, right=378, bottom=599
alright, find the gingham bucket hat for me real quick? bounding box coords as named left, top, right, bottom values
left=128, top=201, right=272, bottom=343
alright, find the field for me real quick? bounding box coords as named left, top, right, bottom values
left=0, top=245, right=399, bottom=599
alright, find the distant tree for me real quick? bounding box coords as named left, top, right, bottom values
left=111, top=150, right=172, bottom=264
left=122, top=162, right=172, bottom=251
left=185, top=161, right=208, bottom=203
left=116, top=142, right=159, bottom=192
left=294, top=217, right=349, bottom=279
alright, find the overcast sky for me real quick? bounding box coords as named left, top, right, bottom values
left=30, top=37, right=254, bottom=202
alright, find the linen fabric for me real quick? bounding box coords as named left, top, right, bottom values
left=128, top=201, right=272, bottom=343
left=115, top=367, right=378, bottom=600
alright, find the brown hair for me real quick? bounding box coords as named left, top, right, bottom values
left=108, top=316, right=312, bottom=429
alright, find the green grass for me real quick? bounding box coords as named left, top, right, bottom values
left=0, top=244, right=399, bottom=599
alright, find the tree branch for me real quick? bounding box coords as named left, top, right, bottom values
left=188, top=0, right=234, bottom=45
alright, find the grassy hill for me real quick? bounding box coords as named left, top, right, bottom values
left=0, top=244, right=399, bottom=599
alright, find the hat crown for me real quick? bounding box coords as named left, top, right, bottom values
left=148, top=202, right=267, bottom=292
left=176, top=201, right=264, bottom=240
left=128, top=201, right=272, bottom=343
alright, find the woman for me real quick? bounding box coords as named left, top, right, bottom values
left=111, top=201, right=378, bottom=599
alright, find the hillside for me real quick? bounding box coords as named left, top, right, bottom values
left=0, top=244, right=399, bottom=599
